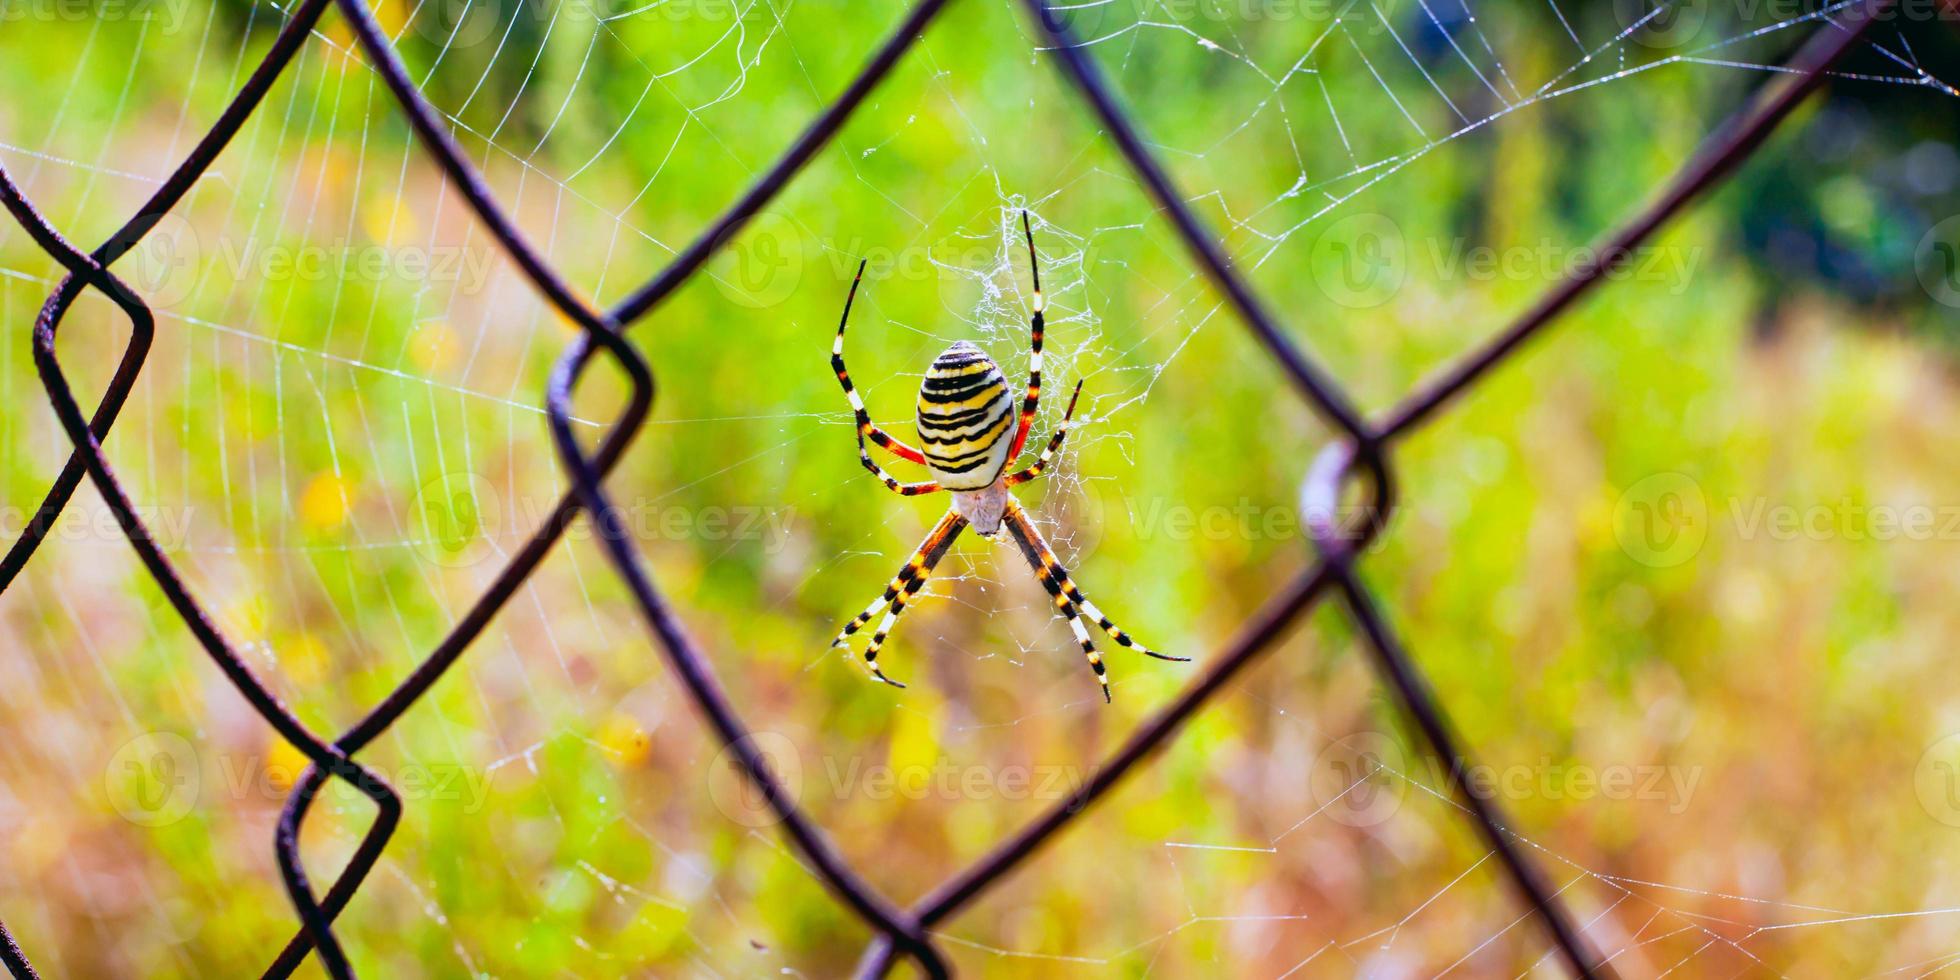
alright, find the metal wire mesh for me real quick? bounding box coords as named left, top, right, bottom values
left=0, top=0, right=1891, bottom=976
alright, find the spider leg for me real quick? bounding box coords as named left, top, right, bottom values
left=830, top=510, right=969, bottom=688
left=1001, top=501, right=1185, bottom=703
left=858, top=428, right=942, bottom=496
left=833, top=258, right=928, bottom=465
left=1059, top=603, right=1107, bottom=704
left=1006, top=211, right=1044, bottom=461
left=1004, top=380, right=1082, bottom=487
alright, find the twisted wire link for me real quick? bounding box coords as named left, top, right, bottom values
left=0, top=0, right=1888, bottom=975
left=1, top=0, right=400, bottom=970
left=265, top=0, right=962, bottom=974
left=0, top=161, right=403, bottom=980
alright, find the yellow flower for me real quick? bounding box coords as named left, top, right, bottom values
left=408, top=321, right=460, bottom=373
left=298, top=472, right=353, bottom=531
left=598, top=712, right=653, bottom=767
left=265, top=737, right=312, bottom=793
left=281, top=634, right=332, bottom=688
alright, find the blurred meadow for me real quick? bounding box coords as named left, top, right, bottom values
left=3, top=0, right=1960, bottom=975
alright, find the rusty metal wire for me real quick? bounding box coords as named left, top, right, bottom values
left=0, top=0, right=1890, bottom=976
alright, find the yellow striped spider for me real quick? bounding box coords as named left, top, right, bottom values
left=827, top=213, right=1184, bottom=702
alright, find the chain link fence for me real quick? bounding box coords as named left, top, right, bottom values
left=0, top=0, right=1891, bottom=976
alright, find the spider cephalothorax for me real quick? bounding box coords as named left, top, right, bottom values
left=826, top=212, right=1186, bottom=702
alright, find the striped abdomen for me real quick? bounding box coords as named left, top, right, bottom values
left=916, top=341, right=1014, bottom=490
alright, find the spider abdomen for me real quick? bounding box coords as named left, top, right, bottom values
left=916, top=341, right=1014, bottom=490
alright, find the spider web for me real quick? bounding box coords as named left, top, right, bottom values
left=0, top=0, right=1957, bottom=974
